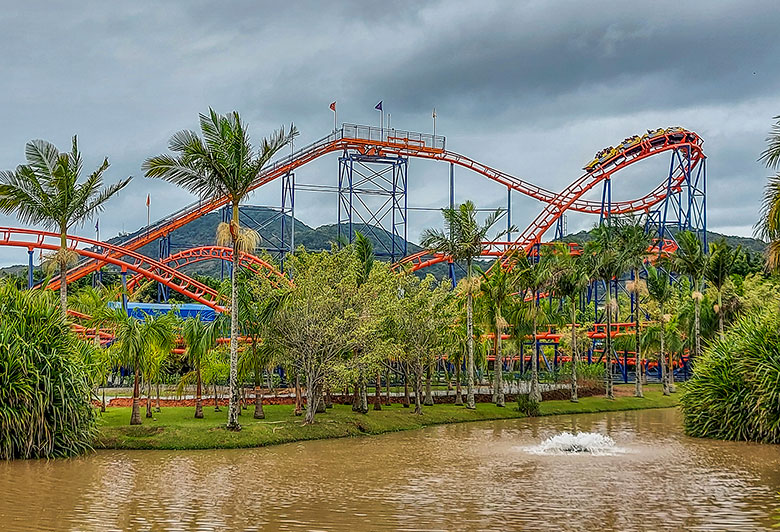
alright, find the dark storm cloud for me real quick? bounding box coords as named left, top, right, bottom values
left=0, top=0, right=777, bottom=266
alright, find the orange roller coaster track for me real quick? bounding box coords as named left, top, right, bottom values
left=124, top=246, right=292, bottom=293
left=45, top=124, right=703, bottom=288
left=0, top=227, right=226, bottom=312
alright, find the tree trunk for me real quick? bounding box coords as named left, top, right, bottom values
left=403, top=365, right=411, bottom=408
left=304, top=381, right=318, bottom=424
left=325, top=387, right=333, bottom=409
left=605, top=291, right=614, bottom=399
left=316, top=389, right=326, bottom=413
left=352, top=380, right=360, bottom=411
left=214, top=383, right=221, bottom=412
left=130, top=368, right=142, bottom=425
left=455, top=363, right=463, bottom=405
left=359, top=367, right=368, bottom=414
left=466, top=282, right=476, bottom=409
left=59, top=232, right=68, bottom=318
left=384, top=369, right=391, bottom=406
left=145, top=379, right=153, bottom=418
left=668, top=349, right=676, bottom=393
left=155, top=382, right=161, bottom=412
left=195, top=367, right=203, bottom=418
left=373, top=372, right=382, bottom=411
left=570, top=300, right=578, bottom=402
left=294, top=373, right=303, bottom=416
left=414, top=362, right=423, bottom=415
left=634, top=268, right=643, bottom=398
left=424, top=363, right=434, bottom=406
left=226, top=217, right=241, bottom=431
left=495, top=311, right=504, bottom=407
left=530, top=312, right=542, bottom=402
left=101, top=381, right=107, bottom=413
left=660, top=302, right=670, bottom=396
left=254, top=390, right=265, bottom=419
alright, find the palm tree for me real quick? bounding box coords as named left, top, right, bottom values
left=616, top=220, right=653, bottom=397
left=478, top=262, right=518, bottom=407
left=421, top=200, right=505, bottom=409
left=143, top=109, right=297, bottom=431
left=181, top=317, right=219, bottom=418
left=672, top=230, right=707, bottom=362
left=512, top=249, right=557, bottom=402
left=756, top=115, right=780, bottom=270
left=70, top=284, right=122, bottom=411
left=646, top=264, right=673, bottom=395
left=705, top=241, right=739, bottom=339
left=0, top=137, right=131, bottom=316
left=551, top=245, right=590, bottom=402
left=586, top=223, right=627, bottom=399
left=107, top=309, right=176, bottom=425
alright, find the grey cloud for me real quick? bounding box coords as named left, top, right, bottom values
left=0, top=0, right=776, bottom=267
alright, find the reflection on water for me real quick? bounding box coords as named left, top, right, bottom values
left=1, top=408, right=780, bottom=531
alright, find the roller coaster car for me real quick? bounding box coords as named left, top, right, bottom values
left=666, top=126, right=686, bottom=142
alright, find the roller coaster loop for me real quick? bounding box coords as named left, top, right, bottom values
left=0, top=227, right=226, bottom=312
left=124, top=246, right=292, bottom=293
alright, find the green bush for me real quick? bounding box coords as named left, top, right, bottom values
left=0, top=283, right=96, bottom=459
left=680, top=308, right=780, bottom=443
left=517, top=393, right=540, bottom=416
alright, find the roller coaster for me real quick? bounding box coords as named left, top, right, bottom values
left=1, top=122, right=706, bottom=315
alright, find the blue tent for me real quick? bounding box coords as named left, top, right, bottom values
left=108, top=302, right=216, bottom=322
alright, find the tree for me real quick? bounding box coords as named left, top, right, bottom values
left=478, top=262, right=519, bottom=407
left=615, top=220, right=653, bottom=397
left=550, top=245, right=590, bottom=402
left=268, top=247, right=370, bottom=424
left=143, top=109, right=297, bottom=431
left=756, top=115, right=780, bottom=271
left=107, top=309, right=176, bottom=425
left=421, top=200, right=505, bottom=409
left=512, top=248, right=559, bottom=402
left=70, top=284, right=122, bottom=411
left=181, top=317, right=219, bottom=418
left=586, top=223, right=627, bottom=399
left=394, top=273, right=454, bottom=415
left=0, top=137, right=131, bottom=316
left=672, top=231, right=707, bottom=363
left=646, top=264, right=673, bottom=396
left=0, top=281, right=96, bottom=459
left=705, top=241, right=740, bottom=340
left=237, top=274, right=283, bottom=420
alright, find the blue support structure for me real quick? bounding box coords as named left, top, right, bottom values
left=157, top=234, right=170, bottom=303
left=338, top=152, right=408, bottom=261
left=646, top=146, right=707, bottom=248
left=280, top=171, right=295, bottom=273
left=27, top=249, right=33, bottom=289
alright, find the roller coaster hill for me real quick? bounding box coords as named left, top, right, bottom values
left=0, top=122, right=706, bottom=381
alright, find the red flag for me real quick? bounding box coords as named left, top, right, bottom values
left=146, top=194, right=150, bottom=207
left=329, top=101, right=336, bottom=112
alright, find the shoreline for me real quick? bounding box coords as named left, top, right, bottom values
left=94, top=385, right=679, bottom=451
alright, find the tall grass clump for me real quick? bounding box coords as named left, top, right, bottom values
left=680, top=308, right=780, bottom=443
left=0, top=282, right=96, bottom=459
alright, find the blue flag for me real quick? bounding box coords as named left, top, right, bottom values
left=375, top=101, right=383, bottom=111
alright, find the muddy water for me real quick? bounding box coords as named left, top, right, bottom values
left=1, top=408, right=779, bottom=531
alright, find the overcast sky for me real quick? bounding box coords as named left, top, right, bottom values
left=1, top=0, right=778, bottom=266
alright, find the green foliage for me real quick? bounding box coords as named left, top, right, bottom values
left=0, top=282, right=96, bottom=459
left=680, top=308, right=780, bottom=443
left=516, top=394, right=540, bottom=416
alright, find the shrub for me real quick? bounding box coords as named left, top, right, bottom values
left=517, top=393, right=540, bottom=416
left=0, top=283, right=96, bottom=459
left=680, top=308, right=780, bottom=443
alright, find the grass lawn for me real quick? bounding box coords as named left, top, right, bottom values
left=94, top=384, right=679, bottom=451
